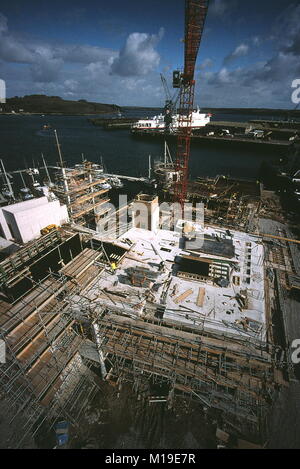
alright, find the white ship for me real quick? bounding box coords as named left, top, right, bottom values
left=131, top=107, right=212, bottom=133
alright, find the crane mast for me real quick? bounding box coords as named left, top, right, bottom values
left=160, top=73, right=172, bottom=103
left=173, top=0, right=209, bottom=209
left=160, top=73, right=180, bottom=126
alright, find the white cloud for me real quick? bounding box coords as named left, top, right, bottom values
left=64, top=79, right=79, bottom=91
left=199, top=58, right=214, bottom=70
left=209, top=0, right=237, bottom=18
left=0, top=11, right=165, bottom=105
left=111, top=28, right=164, bottom=77
left=1, top=2, right=300, bottom=108
left=30, top=47, right=64, bottom=82
left=219, top=67, right=231, bottom=83
left=210, top=0, right=228, bottom=16
left=0, top=11, right=118, bottom=82
left=195, top=3, right=300, bottom=108
left=0, top=12, right=7, bottom=34
left=197, top=49, right=300, bottom=108
left=54, top=45, right=117, bottom=65
left=224, top=43, right=249, bottom=64
left=233, top=43, right=249, bottom=56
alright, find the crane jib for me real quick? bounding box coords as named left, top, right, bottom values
left=184, top=0, right=209, bottom=82
left=173, top=0, right=209, bottom=209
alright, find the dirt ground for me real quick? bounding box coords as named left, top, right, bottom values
left=65, top=383, right=217, bottom=449
left=0, top=395, right=36, bottom=449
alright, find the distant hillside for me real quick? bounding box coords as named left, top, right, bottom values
left=123, top=106, right=300, bottom=118
left=201, top=107, right=300, bottom=118
left=123, top=106, right=163, bottom=111
left=1, top=95, right=120, bottom=115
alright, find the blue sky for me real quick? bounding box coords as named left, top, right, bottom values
left=0, top=0, right=300, bottom=108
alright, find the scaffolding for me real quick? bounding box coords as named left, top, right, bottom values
left=51, top=161, right=111, bottom=226
left=160, top=176, right=262, bottom=232
left=0, top=230, right=62, bottom=288
left=94, top=310, right=277, bottom=440
left=0, top=241, right=106, bottom=447
left=0, top=225, right=285, bottom=446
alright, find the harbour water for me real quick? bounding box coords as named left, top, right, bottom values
left=0, top=108, right=287, bottom=180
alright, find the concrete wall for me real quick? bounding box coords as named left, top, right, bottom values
left=0, top=197, right=69, bottom=244
left=132, top=195, right=159, bottom=232
left=2, top=209, right=22, bottom=242
left=0, top=236, right=20, bottom=258
left=0, top=209, right=12, bottom=239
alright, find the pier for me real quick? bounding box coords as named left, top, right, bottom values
left=89, top=116, right=297, bottom=148
left=131, top=130, right=292, bottom=148
left=104, top=173, right=149, bottom=183
left=88, top=117, right=137, bottom=130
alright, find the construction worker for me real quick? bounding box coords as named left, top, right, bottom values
left=111, top=262, right=117, bottom=273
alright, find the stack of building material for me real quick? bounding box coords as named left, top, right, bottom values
left=127, top=266, right=158, bottom=288
left=196, top=287, right=206, bottom=307
left=174, top=289, right=193, bottom=304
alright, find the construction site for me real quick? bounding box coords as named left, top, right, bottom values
left=0, top=178, right=300, bottom=448
left=1, top=0, right=300, bottom=450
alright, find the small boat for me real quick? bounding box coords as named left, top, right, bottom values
left=27, top=168, right=39, bottom=176
left=92, top=163, right=104, bottom=178
left=20, top=187, right=31, bottom=194
left=108, top=177, right=123, bottom=189
left=20, top=187, right=34, bottom=199
left=2, top=189, right=14, bottom=198
left=99, top=182, right=112, bottom=190
left=24, top=193, right=34, bottom=200
left=75, top=161, right=105, bottom=178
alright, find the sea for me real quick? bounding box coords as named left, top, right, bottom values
left=0, top=108, right=290, bottom=183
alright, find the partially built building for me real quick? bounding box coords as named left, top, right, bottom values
left=0, top=192, right=295, bottom=447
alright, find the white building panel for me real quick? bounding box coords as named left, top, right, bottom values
left=0, top=197, right=69, bottom=244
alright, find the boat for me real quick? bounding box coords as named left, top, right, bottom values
left=26, top=168, right=42, bottom=191
left=27, top=168, right=39, bottom=176
left=20, top=187, right=34, bottom=200
left=2, top=188, right=14, bottom=199
left=108, top=176, right=123, bottom=189
left=75, top=161, right=105, bottom=179
left=99, top=182, right=112, bottom=190
left=92, top=163, right=104, bottom=178
left=42, top=124, right=52, bottom=131
left=131, top=107, right=212, bottom=133
left=23, top=192, right=34, bottom=200
left=0, top=160, right=15, bottom=201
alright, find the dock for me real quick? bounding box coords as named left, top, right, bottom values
left=88, top=117, right=137, bottom=130
left=131, top=130, right=292, bottom=147
left=104, top=173, right=149, bottom=183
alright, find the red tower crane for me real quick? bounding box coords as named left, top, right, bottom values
left=173, top=0, right=209, bottom=209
